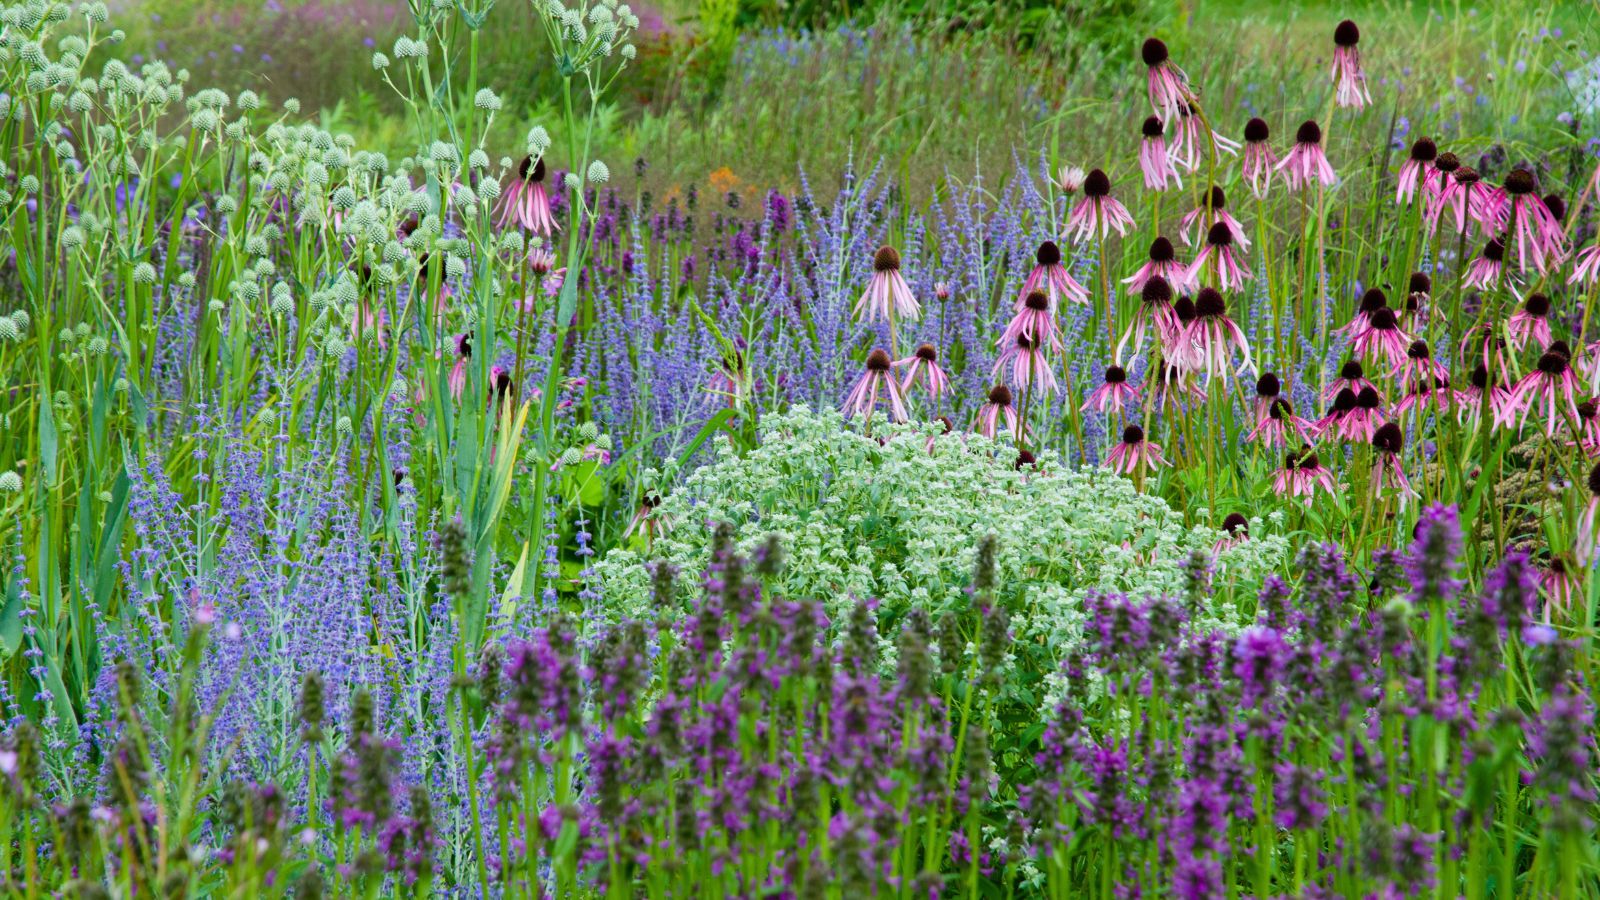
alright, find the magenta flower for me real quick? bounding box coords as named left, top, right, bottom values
left=1353, top=307, right=1412, bottom=368
left=1428, top=166, right=1500, bottom=236
left=1396, top=138, right=1437, bottom=205
left=1504, top=348, right=1581, bottom=437
left=1399, top=340, right=1450, bottom=392
left=1460, top=362, right=1515, bottom=427
left=1117, top=275, right=1180, bottom=363
left=1463, top=238, right=1505, bottom=290
left=1178, top=187, right=1249, bottom=250
left=895, top=344, right=951, bottom=398
left=1141, top=37, right=1193, bottom=125
left=843, top=348, right=910, bottom=423
left=1002, top=290, right=1063, bottom=351
left=1579, top=463, right=1600, bottom=564
left=1139, top=116, right=1182, bottom=191
left=1178, top=288, right=1252, bottom=377
left=974, top=385, right=1022, bottom=441
left=1506, top=291, right=1554, bottom=353
left=1253, top=371, right=1282, bottom=421
left=1569, top=399, right=1600, bottom=457
left=1330, top=20, right=1371, bottom=109
left=1336, top=288, right=1390, bottom=342
left=1106, top=424, right=1168, bottom=476
left=1066, top=169, right=1135, bottom=243
left=993, top=333, right=1057, bottom=395
left=1458, top=323, right=1508, bottom=373
left=1247, top=398, right=1313, bottom=449
left=1186, top=223, right=1253, bottom=293
left=1241, top=117, right=1278, bottom=198
left=1540, top=558, right=1580, bottom=623
left=1395, top=375, right=1459, bottom=417
left=497, top=156, right=558, bottom=235
left=706, top=351, right=750, bottom=408
left=1325, top=359, right=1376, bottom=403
left=1273, top=446, right=1338, bottom=505
left=1501, top=169, right=1566, bottom=274
left=854, top=245, right=920, bottom=324
left=1081, top=365, right=1141, bottom=414
left=1275, top=121, right=1337, bottom=191
left=1122, top=237, right=1193, bottom=295
left=1020, top=240, right=1089, bottom=309
left=1214, top=513, right=1250, bottom=553
left=1570, top=242, right=1600, bottom=286
left=1370, top=423, right=1419, bottom=508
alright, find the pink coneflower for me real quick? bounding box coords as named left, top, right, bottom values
left=1139, top=116, right=1182, bottom=191
left=1370, top=423, right=1419, bottom=508
left=1460, top=362, right=1515, bottom=427
left=1241, top=117, right=1278, bottom=198
left=621, top=493, right=670, bottom=546
left=1395, top=138, right=1437, bottom=205
left=1142, top=37, right=1193, bottom=125
left=1178, top=186, right=1250, bottom=249
left=1117, top=275, right=1181, bottom=362
left=1106, top=424, right=1168, bottom=476
left=1569, top=399, right=1600, bottom=457
left=1395, top=374, right=1458, bottom=417
left=927, top=416, right=955, bottom=454
left=497, top=156, right=558, bottom=235
left=1540, top=557, right=1580, bottom=623
left=1429, top=166, right=1499, bottom=236
left=855, top=245, right=920, bottom=324
left=1066, top=170, right=1135, bottom=243
left=1276, top=120, right=1337, bottom=191
left=895, top=343, right=951, bottom=398
left=1151, top=358, right=1207, bottom=409
left=1055, top=165, right=1087, bottom=195
left=1164, top=294, right=1200, bottom=363
left=1403, top=271, right=1433, bottom=329
left=1273, top=446, right=1338, bottom=505
left=1325, top=359, right=1376, bottom=402
left=1253, top=372, right=1282, bottom=421
left=975, top=385, right=1022, bottom=441
left=1353, top=307, right=1412, bottom=368
left=350, top=302, right=388, bottom=349
left=1577, top=463, right=1600, bottom=564
left=1458, top=323, right=1508, bottom=373
left=1020, top=240, right=1089, bottom=309
left=1504, top=348, right=1581, bottom=437
left=1180, top=287, right=1253, bottom=376
left=1003, top=290, right=1064, bottom=352
left=1463, top=238, right=1505, bottom=290
left=1081, top=365, right=1141, bottom=414
left=1569, top=241, right=1600, bottom=286
left=1313, top=389, right=1357, bottom=439
left=1214, top=513, right=1250, bottom=553
left=1336, top=288, right=1390, bottom=341
left=994, top=333, right=1057, bottom=394
left=1501, top=169, right=1566, bottom=275
left=1186, top=223, right=1253, bottom=292
left=1424, top=152, right=1461, bottom=205
left=448, top=332, right=472, bottom=399
left=1330, top=20, right=1371, bottom=109
left=1123, top=237, right=1193, bottom=295
left=1399, top=340, right=1450, bottom=391
left=1247, top=397, right=1313, bottom=449
left=1506, top=291, right=1554, bottom=353
left=1169, top=103, right=1241, bottom=173
left=843, top=348, right=910, bottom=423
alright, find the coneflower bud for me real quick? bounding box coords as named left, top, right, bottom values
left=1024, top=290, right=1050, bottom=311
left=1543, top=193, right=1566, bottom=221
left=1084, top=168, right=1112, bottom=198
left=1122, top=424, right=1146, bottom=444
left=1357, top=386, right=1381, bottom=409
left=1035, top=240, right=1062, bottom=267
left=1537, top=351, right=1570, bottom=375
left=1359, top=287, right=1388, bottom=312
left=1142, top=275, right=1173, bottom=304
left=1142, top=115, right=1165, bottom=138
left=1105, top=365, right=1127, bottom=384
left=1295, top=120, right=1322, bottom=145
left=1333, top=19, right=1360, bottom=47
left=987, top=385, right=1013, bottom=406
left=1340, top=359, right=1365, bottom=380
left=1503, top=168, right=1537, bottom=195
left=1195, top=287, right=1226, bottom=317
left=1204, top=221, right=1233, bottom=247
left=865, top=348, right=892, bottom=371
left=1435, top=152, right=1461, bottom=174
left=1149, top=236, right=1176, bottom=262
left=1174, top=294, right=1197, bottom=323
left=1141, top=37, right=1169, bottom=67
left=1256, top=372, right=1281, bottom=397
left=1222, top=512, right=1249, bottom=537
left=1372, top=422, right=1403, bottom=454
left=1549, top=339, right=1571, bottom=359
left=915, top=343, right=939, bottom=362
left=1524, top=292, right=1551, bottom=316
left=1331, top=389, right=1358, bottom=413
left=1588, top=461, right=1600, bottom=497
left=872, top=245, right=901, bottom=272
left=1369, top=307, right=1399, bottom=331
left=1244, top=117, right=1270, bottom=143
left=1480, top=238, right=1504, bottom=262
left=1204, top=185, right=1227, bottom=209
left=1407, top=340, right=1431, bottom=359
left=1409, top=137, right=1437, bottom=162
left=298, top=671, right=326, bottom=743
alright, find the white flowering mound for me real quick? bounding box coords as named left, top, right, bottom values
left=596, top=407, right=1287, bottom=652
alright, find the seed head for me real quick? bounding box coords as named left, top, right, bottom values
left=1333, top=19, right=1360, bottom=47
left=987, top=385, right=1012, bottom=406
left=1435, top=152, right=1460, bottom=174
left=1255, top=372, right=1280, bottom=397
left=1536, top=351, right=1569, bottom=375
left=1035, top=240, right=1062, bottom=267
left=1369, top=307, right=1399, bottom=331
left=1149, top=236, right=1176, bottom=262
left=1409, top=137, right=1437, bottom=162
left=1407, top=340, right=1431, bottom=360
left=1502, top=168, right=1536, bottom=196
left=1173, top=294, right=1197, bottom=323
left=873, top=245, right=901, bottom=272
left=1083, top=168, right=1111, bottom=198
left=865, top=348, right=892, bottom=372
left=1408, top=271, right=1431, bottom=295
left=915, top=343, right=939, bottom=362
left=1142, top=275, right=1173, bottom=304
left=1524, top=292, right=1551, bottom=317
left=1195, top=287, right=1226, bottom=317
left=1142, top=115, right=1164, bottom=138
left=1141, top=37, right=1170, bottom=67
left=1122, top=424, right=1145, bottom=444
left=1024, top=290, right=1050, bottom=311
left=1372, top=422, right=1403, bottom=454
left=1105, top=365, right=1127, bottom=384
left=1204, top=221, right=1232, bottom=247
left=1295, top=120, right=1322, bottom=145
left=1356, top=386, right=1381, bottom=409
left=1222, top=513, right=1249, bottom=536
left=1244, top=117, right=1270, bottom=143
left=1543, top=193, right=1566, bottom=221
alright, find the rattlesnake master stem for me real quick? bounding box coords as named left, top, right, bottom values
left=1244, top=117, right=1270, bottom=143
left=1295, top=120, right=1323, bottom=145
left=872, top=245, right=901, bottom=272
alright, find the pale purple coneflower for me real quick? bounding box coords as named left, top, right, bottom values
left=1577, top=463, right=1600, bottom=564
left=1186, top=223, right=1253, bottom=292
left=1162, top=294, right=1200, bottom=366
left=1539, top=557, right=1580, bottom=623
left=1324, top=360, right=1376, bottom=402
left=707, top=351, right=750, bottom=408
left=1336, top=288, right=1390, bottom=341
left=994, top=333, right=1057, bottom=395
left=1122, top=237, right=1193, bottom=295
left=1342, top=387, right=1388, bottom=442
left=1253, top=372, right=1282, bottom=422
left=1179, top=288, right=1253, bottom=377
left=1330, top=20, right=1371, bottom=109
left=1504, top=348, right=1581, bottom=437
left=1460, top=362, right=1516, bottom=428
left=1117, top=275, right=1181, bottom=363
left=1568, top=399, right=1600, bottom=457
left=896, top=344, right=951, bottom=398
left=1312, top=389, right=1357, bottom=439
left=1020, top=240, right=1089, bottom=309
left=1081, top=365, right=1141, bottom=414
left=1429, top=166, right=1499, bottom=236
left=1002, top=290, right=1064, bottom=351
left=843, top=348, right=910, bottom=423
left=854, top=245, right=920, bottom=324
left=1462, top=237, right=1505, bottom=290
left=1170, top=102, right=1241, bottom=172
left=1106, top=424, right=1168, bottom=476
left=1142, top=38, right=1193, bottom=125
left=1395, top=375, right=1458, bottom=417
left=1151, top=358, right=1207, bottom=410
left=1247, top=398, right=1313, bottom=449
left=1353, top=307, right=1412, bottom=368
left=1399, top=340, right=1450, bottom=392
left=1214, top=513, right=1250, bottom=553
left=1395, top=138, right=1437, bottom=205
left=927, top=416, right=955, bottom=455
left=1139, top=116, right=1182, bottom=191
left=1458, top=323, right=1508, bottom=374
left=974, top=385, right=1022, bottom=442
left=1506, top=291, right=1554, bottom=353
left=1275, top=120, right=1337, bottom=191
left=497, top=156, right=558, bottom=235
left=1501, top=169, right=1567, bottom=275
left=1066, top=169, right=1136, bottom=243
left=448, top=332, right=472, bottom=399
left=1056, top=165, right=1087, bottom=195
left=1273, top=446, right=1337, bottom=505
left=1403, top=271, right=1433, bottom=329
left=1178, top=186, right=1250, bottom=249
left=1370, top=423, right=1419, bottom=508
left=1424, top=151, right=1461, bottom=206
left=1241, top=117, right=1277, bottom=198
left=1569, top=242, right=1600, bottom=286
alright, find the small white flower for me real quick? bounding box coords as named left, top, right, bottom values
left=0, top=471, right=22, bottom=493
left=586, top=160, right=610, bottom=184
